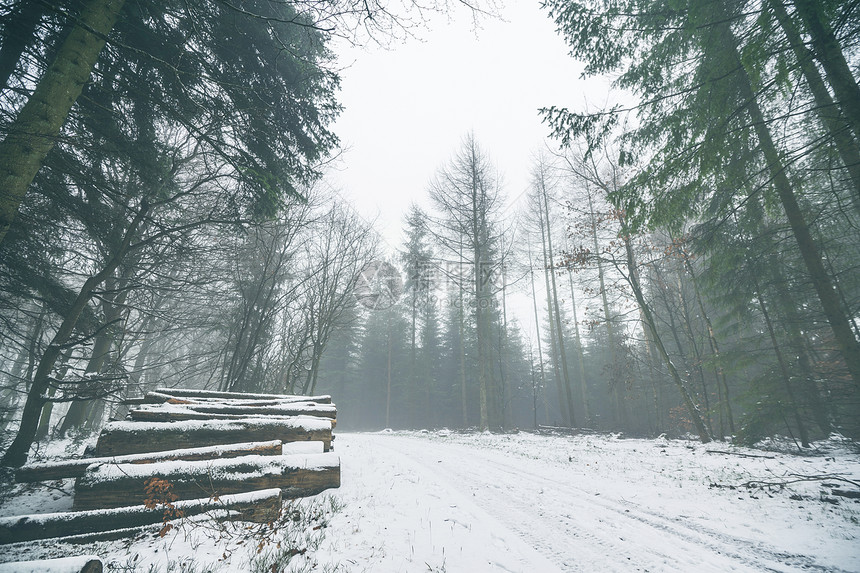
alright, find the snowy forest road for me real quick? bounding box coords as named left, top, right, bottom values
left=316, top=432, right=859, bottom=573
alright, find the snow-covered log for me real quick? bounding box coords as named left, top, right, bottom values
left=73, top=454, right=340, bottom=510
left=148, top=388, right=332, bottom=404
left=0, top=555, right=103, bottom=572
left=94, top=417, right=333, bottom=456
left=15, top=440, right=283, bottom=482
left=128, top=402, right=337, bottom=423
left=0, top=489, right=282, bottom=544
left=139, top=391, right=193, bottom=405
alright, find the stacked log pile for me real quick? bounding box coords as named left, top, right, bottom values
left=5, top=388, right=339, bottom=546
left=0, top=489, right=283, bottom=544
left=0, top=555, right=104, bottom=573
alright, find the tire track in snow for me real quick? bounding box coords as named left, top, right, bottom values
left=326, top=433, right=567, bottom=572
left=364, top=434, right=852, bottom=573
left=476, top=451, right=845, bottom=573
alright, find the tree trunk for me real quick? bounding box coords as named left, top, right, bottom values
left=621, top=229, right=711, bottom=443
left=1, top=307, right=45, bottom=435
left=639, top=305, right=664, bottom=433
left=791, top=0, right=860, bottom=141
left=585, top=184, right=623, bottom=426
left=770, top=0, right=860, bottom=211
left=0, top=0, right=126, bottom=247
left=386, top=314, right=392, bottom=428
left=470, top=163, right=490, bottom=431
left=527, top=241, right=549, bottom=425
left=411, top=284, right=418, bottom=424
left=529, top=347, right=539, bottom=429
left=683, top=257, right=735, bottom=436
left=111, top=331, right=156, bottom=422
left=540, top=180, right=576, bottom=426
left=730, top=37, right=860, bottom=389
left=675, top=267, right=714, bottom=437
left=539, top=213, right=569, bottom=426
left=754, top=285, right=811, bottom=448
left=34, top=386, right=56, bottom=441
left=567, top=271, right=590, bottom=422
left=458, top=249, right=468, bottom=427
left=766, top=256, right=831, bottom=437
left=58, top=331, right=114, bottom=435
left=1, top=203, right=148, bottom=467
left=497, top=275, right=511, bottom=429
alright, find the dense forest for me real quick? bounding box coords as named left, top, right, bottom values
left=1, top=0, right=858, bottom=470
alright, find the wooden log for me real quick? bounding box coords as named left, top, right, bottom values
left=180, top=402, right=335, bottom=418
left=94, top=417, right=333, bottom=456
left=0, top=489, right=282, bottom=544
left=0, top=556, right=103, bottom=572
left=127, top=408, right=338, bottom=429
left=152, top=396, right=335, bottom=408
left=73, top=454, right=339, bottom=510
left=35, top=514, right=219, bottom=545
left=141, top=391, right=194, bottom=405
left=2, top=510, right=254, bottom=546
left=831, top=488, right=860, bottom=499
left=151, top=388, right=332, bottom=404
left=705, top=450, right=776, bottom=460
left=188, top=398, right=329, bottom=407
left=130, top=403, right=336, bottom=421
left=15, top=440, right=283, bottom=482
left=129, top=409, right=278, bottom=422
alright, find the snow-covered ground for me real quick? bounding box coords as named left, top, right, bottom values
left=317, top=431, right=860, bottom=572
left=1, top=430, right=859, bottom=572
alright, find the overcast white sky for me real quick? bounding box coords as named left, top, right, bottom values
left=326, top=0, right=616, bottom=335
left=328, top=0, right=610, bottom=252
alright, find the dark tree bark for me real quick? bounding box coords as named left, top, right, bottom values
left=683, top=256, right=735, bottom=435
left=0, top=0, right=45, bottom=92
left=753, top=283, right=811, bottom=448
left=712, top=18, right=860, bottom=390
left=0, top=0, right=125, bottom=247
left=791, top=0, right=860, bottom=141
left=538, top=174, right=576, bottom=427
left=538, top=203, right=569, bottom=426
left=771, top=0, right=860, bottom=211
left=1, top=202, right=147, bottom=467
left=621, top=231, right=712, bottom=443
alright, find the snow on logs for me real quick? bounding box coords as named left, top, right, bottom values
left=15, top=440, right=284, bottom=482
left=78, top=390, right=340, bottom=513
left=146, top=388, right=332, bottom=404
left=73, top=455, right=339, bottom=511
left=0, top=489, right=282, bottom=544
left=0, top=555, right=103, bottom=573
left=3, top=389, right=339, bottom=547
left=127, top=402, right=337, bottom=424
left=94, top=416, right=333, bottom=456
